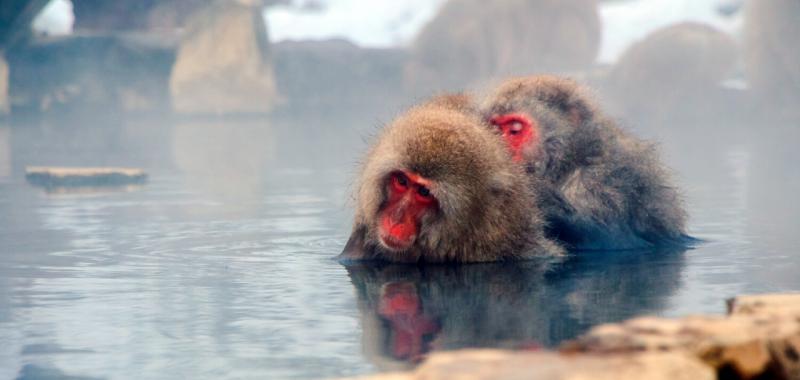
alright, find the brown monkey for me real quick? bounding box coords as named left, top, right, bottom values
left=340, top=99, right=562, bottom=263
left=482, top=76, right=689, bottom=250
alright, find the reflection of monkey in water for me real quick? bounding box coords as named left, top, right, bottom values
left=345, top=247, right=686, bottom=370
left=376, top=282, right=441, bottom=364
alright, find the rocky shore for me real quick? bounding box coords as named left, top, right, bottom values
left=347, top=293, right=800, bottom=380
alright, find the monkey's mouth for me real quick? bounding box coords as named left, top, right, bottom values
left=379, top=233, right=415, bottom=252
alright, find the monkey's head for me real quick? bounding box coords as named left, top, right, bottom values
left=341, top=102, right=551, bottom=263
left=482, top=76, right=598, bottom=174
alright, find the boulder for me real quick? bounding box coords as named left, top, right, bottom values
left=564, top=293, right=800, bottom=380
left=272, top=39, right=405, bottom=109
left=405, top=0, right=600, bottom=95
left=744, top=0, right=800, bottom=114
left=728, top=293, right=800, bottom=317
left=602, top=22, right=738, bottom=124
left=70, top=0, right=216, bottom=34
left=0, top=0, right=50, bottom=49
left=169, top=2, right=278, bottom=115
left=347, top=350, right=713, bottom=380
left=7, top=35, right=174, bottom=115
left=25, top=166, right=147, bottom=189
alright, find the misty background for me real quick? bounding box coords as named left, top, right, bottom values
left=0, top=0, right=798, bottom=379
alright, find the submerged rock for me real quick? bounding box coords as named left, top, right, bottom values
left=25, top=166, right=147, bottom=189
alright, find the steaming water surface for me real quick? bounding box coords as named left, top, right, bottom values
left=0, top=114, right=798, bottom=379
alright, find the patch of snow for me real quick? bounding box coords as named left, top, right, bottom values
left=32, top=0, right=74, bottom=36
left=263, top=0, right=446, bottom=47
left=599, top=0, right=743, bottom=63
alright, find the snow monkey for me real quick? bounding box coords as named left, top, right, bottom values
left=483, top=76, right=690, bottom=250
left=340, top=98, right=562, bottom=263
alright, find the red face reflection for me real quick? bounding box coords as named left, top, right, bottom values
left=378, top=282, right=440, bottom=362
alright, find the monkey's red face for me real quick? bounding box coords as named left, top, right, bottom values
left=378, top=171, right=437, bottom=251
left=490, top=113, right=539, bottom=162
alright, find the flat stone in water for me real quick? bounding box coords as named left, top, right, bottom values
left=24, top=166, right=147, bottom=189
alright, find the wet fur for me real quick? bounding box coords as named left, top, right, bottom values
left=483, top=76, right=689, bottom=250
left=342, top=100, right=563, bottom=263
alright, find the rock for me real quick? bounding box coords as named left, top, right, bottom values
left=601, top=22, right=738, bottom=125
left=346, top=293, right=800, bottom=380
left=347, top=350, right=713, bottom=380
left=563, top=293, right=800, bottom=379
left=729, top=293, right=800, bottom=316
left=70, top=0, right=215, bottom=34
left=169, top=2, right=279, bottom=115
left=7, top=35, right=174, bottom=115
left=272, top=39, right=405, bottom=109
left=405, top=0, right=600, bottom=95
left=0, top=53, right=7, bottom=115
left=25, top=166, right=147, bottom=189
left=744, top=0, right=800, bottom=114
left=0, top=0, right=51, bottom=49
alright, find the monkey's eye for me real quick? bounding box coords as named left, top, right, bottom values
left=391, top=172, right=409, bottom=192
left=417, top=186, right=431, bottom=198
left=508, top=121, right=524, bottom=135
left=415, top=185, right=434, bottom=204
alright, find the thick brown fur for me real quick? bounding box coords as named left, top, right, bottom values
left=482, top=76, right=689, bottom=249
left=341, top=99, right=563, bottom=263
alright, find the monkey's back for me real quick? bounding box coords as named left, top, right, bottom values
left=483, top=75, right=691, bottom=250
left=550, top=118, right=689, bottom=250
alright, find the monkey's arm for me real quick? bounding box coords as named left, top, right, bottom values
left=552, top=166, right=653, bottom=250
left=556, top=158, right=688, bottom=250
left=339, top=225, right=372, bottom=261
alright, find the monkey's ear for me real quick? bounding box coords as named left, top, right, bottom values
left=339, top=225, right=369, bottom=262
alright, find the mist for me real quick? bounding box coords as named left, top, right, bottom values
left=0, top=0, right=798, bottom=379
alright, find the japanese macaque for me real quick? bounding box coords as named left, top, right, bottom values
left=482, top=76, right=689, bottom=250
left=340, top=100, right=562, bottom=263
